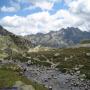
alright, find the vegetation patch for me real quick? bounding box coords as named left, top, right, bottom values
left=0, top=67, right=48, bottom=90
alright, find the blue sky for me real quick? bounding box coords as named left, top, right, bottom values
left=0, top=0, right=90, bottom=35
left=0, top=0, right=66, bottom=18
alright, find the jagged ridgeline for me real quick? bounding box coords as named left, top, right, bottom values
left=25, top=27, right=90, bottom=48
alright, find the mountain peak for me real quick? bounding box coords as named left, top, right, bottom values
left=61, top=27, right=81, bottom=32
left=25, top=27, right=90, bottom=48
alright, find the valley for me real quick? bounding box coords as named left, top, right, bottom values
left=0, top=26, right=90, bottom=90
left=0, top=0, right=90, bottom=90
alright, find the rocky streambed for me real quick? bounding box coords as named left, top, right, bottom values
left=1, top=60, right=90, bottom=90
left=23, top=65, right=90, bottom=90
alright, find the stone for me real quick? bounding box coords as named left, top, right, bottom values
left=14, top=81, right=35, bottom=90
left=54, top=53, right=60, bottom=56
left=21, top=85, right=35, bottom=90
left=86, top=53, right=90, bottom=56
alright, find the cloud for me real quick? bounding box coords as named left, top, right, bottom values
left=0, top=12, right=52, bottom=35
left=17, top=0, right=60, bottom=10
left=34, top=1, right=54, bottom=10
left=24, top=5, right=36, bottom=10
left=64, top=0, right=90, bottom=15
left=65, top=0, right=90, bottom=31
left=0, top=0, right=60, bottom=12
left=0, top=6, right=18, bottom=12
left=0, top=0, right=90, bottom=35
left=0, top=9, right=84, bottom=35
left=68, top=0, right=90, bottom=14
left=0, top=0, right=20, bottom=12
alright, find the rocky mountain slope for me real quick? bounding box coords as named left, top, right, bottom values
left=25, top=27, right=90, bottom=48
left=0, top=25, right=32, bottom=49
left=0, top=25, right=32, bottom=59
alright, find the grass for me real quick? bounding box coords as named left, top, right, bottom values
left=26, top=47, right=90, bottom=79
left=0, top=36, right=90, bottom=80
left=0, top=36, right=18, bottom=49
left=32, top=59, right=52, bottom=67
left=3, top=47, right=89, bottom=79
left=80, top=39, right=90, bottom=44
left=0, top=65, right=48, bottom=90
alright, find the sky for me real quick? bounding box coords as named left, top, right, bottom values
left=0, top=0, right=90, bottom=35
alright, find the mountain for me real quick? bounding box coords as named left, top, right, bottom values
left=0, top=25, right=32, bottom=59
left=0, top=25, right=14, bottom=36
left=24, top=27, right=90, bottom=48
left=0, top=25, right=32, bottom=49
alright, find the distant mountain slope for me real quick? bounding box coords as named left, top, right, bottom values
left=25, top=27, right=90, bottom=48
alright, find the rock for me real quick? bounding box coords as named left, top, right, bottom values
left=48, top=86, right=52, bottom=90
left=76, top=71, right=80, bottom=75
left=14, top=81, right=35, bottom=90
left=64, top=57, right=69, bottom=61
left=70, top=55, right=73, bottom=58
left=28, top=45, right=51, bottom=52
left=86, top=53, right=90, bottom=56
left=14, top=81, right=24, bottom=87
left=27, top=60, right=32, bottom=65
left=21, top=85, right=35, bottom=90
left=74, top=67, right=79, bottom=71
left=79, top=74, right=86, bottom=79
left=54, top=53, right=60, bottom=56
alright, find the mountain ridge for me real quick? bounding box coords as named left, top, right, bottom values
left=24, top=27, right=90, bottom=48
left=0, top=25, right=14, bottom=36
left=0, top=25, right=32, bottom=53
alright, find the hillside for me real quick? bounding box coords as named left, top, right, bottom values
left=26, top=47, right=90, bottom=79
left=0, top=25, right=90, bottom=90
left=0, top=25, right=32, bottom=59
left=25, top=27, right=90, bottom=48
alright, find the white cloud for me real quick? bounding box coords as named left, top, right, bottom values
left=0, top=6, right=18, bottom=12
left=65, top=0, right=90, bottom=31
left=35, top=1, right=54, bottom=10
left=68, top=0, right=90, bottom=14
left=24, top=1, right=54, bottom=10
left=17, top=0, right=60, bottom=10
left=0, top=12, right=53, bottom=35
left=0, top=0, right=20, bottom=12
left=0, top=0, right=60, bottom=12
left=24, top=5, right=36, bottom=10
left=0, top=9, right=84, bottom=35
left=0, top=0, right=90, bottom=35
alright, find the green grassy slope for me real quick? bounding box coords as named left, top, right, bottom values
left=0, top=64, right=48, bottom=90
